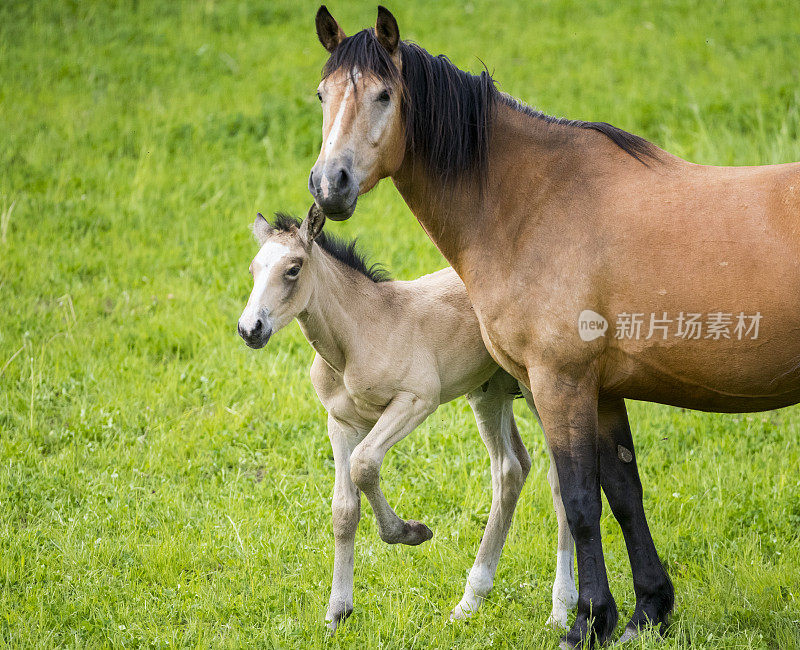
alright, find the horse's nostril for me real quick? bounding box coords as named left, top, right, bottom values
left=308, top=169, right=317, bottom=195
left=338, top=167, right=350, bottom=190
left=252, top=319, right=263, bottom=334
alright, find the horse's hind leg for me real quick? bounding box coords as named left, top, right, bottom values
left=596, top=397, right=673, bottom=641
left=451, top=372, right=528, bottom=619
left=520, top=386, right=578, bottom=628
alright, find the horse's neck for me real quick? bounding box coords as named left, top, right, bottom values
left=390, top=164, right=478, bottom=269
left=296, top=249, right=379, bottom=375
left=391, top=102, right=576, bottom=274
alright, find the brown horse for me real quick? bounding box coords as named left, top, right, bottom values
left=306, top=5, right=800, bottom=648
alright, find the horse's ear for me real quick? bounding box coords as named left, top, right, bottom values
left=375, top=6, right=399, bottom=55
left=316, top=5, right=346, bottom=53
left=299, top=203, right=326, bottom=245
left=252, top=213, right=273, bottom=244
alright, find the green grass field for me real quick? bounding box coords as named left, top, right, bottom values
left=2, top=1, right=800, bottom=647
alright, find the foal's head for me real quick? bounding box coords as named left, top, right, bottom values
left=237, top=206, right=325, bottom=349
left=309, top=6, right=405, bottom=220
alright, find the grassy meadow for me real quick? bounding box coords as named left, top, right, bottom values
left=2, top=0, right=800, bottom=647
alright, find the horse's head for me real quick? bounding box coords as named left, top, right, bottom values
left=308, top=6, right=406, bottom=221
left=238, top=206, right=326, bottom=349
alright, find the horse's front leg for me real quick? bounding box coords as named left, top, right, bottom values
left=596, top=397, right=673, bottom=641
left=451, top=379, right=530, bottom=619
left=349, top=392, right=436, bottom=546
left=529, top=367, right=618, bottom=648
left=325, top=415, right=361, bottom=632
left=520, top=386, right=578, bottom=628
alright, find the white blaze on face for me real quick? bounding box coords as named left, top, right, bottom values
left=319, top=69, right=362, bottom=194
left=239, top=241, right=290, bottom=331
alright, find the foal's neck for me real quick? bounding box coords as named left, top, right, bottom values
left=296, top=246, right=381, bottom=374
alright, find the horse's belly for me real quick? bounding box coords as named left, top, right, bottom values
left=604, top=335, right=800, bottom=412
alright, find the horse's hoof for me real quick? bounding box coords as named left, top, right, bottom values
left=616, top=624, right=665, bottom=645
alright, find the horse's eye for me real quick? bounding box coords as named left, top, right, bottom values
left=286, top=265, right=301, bottom=279
left=377, top=89, right=390, bottom=104
left=316, top=91, right=323, bottom=103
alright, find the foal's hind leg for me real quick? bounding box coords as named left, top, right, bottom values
left=545, top=445, right=579, bottom=628
left=451, top=372, right=529, bottom=619
left=325, top=416, right=361, bottom=632
left=520, top=386, right=578, bottom=628
left=596, top=397, right=674, bottom=642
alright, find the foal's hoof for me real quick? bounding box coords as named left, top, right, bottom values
left=403, top=520, right=433, bottom=545
left=547, top=608, right=571, bottom=630
left=325, top=606, right=353, bottom=634
left=450, top=597, right=480, bottom=620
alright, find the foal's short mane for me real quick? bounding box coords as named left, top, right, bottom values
left=272, top=213, right=390, bottom=283
left=322, top=29, right=658, bottom=187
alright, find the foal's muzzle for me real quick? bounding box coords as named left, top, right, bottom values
left=238, top=317, right=272, bottom=349
left=308, top=163, right=358, bottom=221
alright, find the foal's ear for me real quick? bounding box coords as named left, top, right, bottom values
left=375, top=6, right=400, bottom=55
left=316, top=6, right=346, bottom=53
left=252, top=213, right=273, bottom=244
left=299, top=203, right=326, bottom=245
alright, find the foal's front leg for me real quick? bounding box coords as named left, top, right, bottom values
left=325, top=415, right=361, bottom=632
left=349, top=392, right=437, bottom=545
left=544, top=445, right=579, bottom=629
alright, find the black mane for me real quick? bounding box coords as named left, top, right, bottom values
left=272, top=212, right=390, bottom=283
left=322, top=29, right=658, bottom=185
left=499, top=94, right=656, bottom=164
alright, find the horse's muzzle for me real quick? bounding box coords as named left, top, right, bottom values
left=308, top=165, right=358, bottom=221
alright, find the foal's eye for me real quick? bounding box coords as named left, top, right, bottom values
left=316, top=91, right=323, bottom=103
left=285, top=265, right=301, bottom=279
left=376, top=89, right=390, bottom=104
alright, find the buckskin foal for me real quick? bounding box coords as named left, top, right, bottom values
left=238, top=207, right=579, bottom=631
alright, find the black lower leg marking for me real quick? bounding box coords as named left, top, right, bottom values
left=551, top=451, right=618, bottom=647
left=597, top=398, right=674, bottom=639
